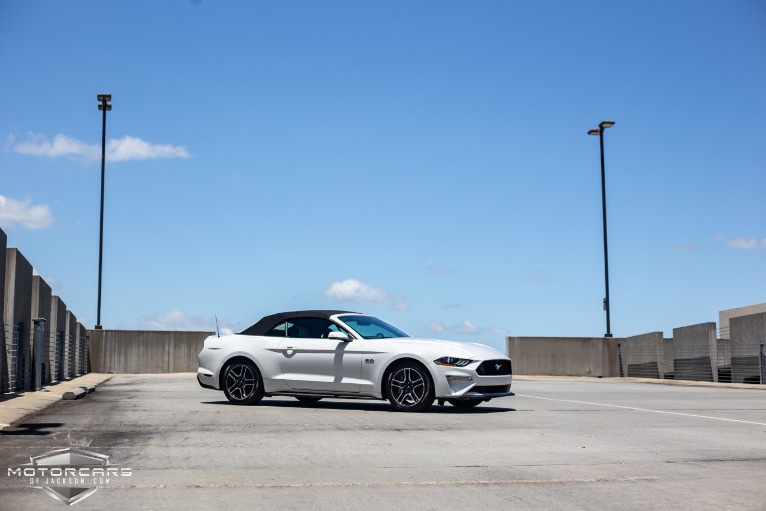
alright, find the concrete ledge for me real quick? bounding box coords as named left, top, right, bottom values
left=63, top=388, right=86, bottom=400
left=79, top=384, right=96, bottom=394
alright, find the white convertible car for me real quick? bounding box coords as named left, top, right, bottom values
left=197, top=310, right=513, bottom=412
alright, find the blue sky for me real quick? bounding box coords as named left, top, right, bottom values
left=1, top=1, right=764, bottom=351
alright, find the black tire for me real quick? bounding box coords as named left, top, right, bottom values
left=295, top=396, right=323, bottom=403
left=385, top=361, right=435, bottom=412
left=448, top=399, right=483, bottom=409
left=222, top=359, right=264, bottom=405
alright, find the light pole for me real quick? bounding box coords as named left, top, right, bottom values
left=96, top=93, right=112, bottom=330
left=588, top=120, right=615, bottom=338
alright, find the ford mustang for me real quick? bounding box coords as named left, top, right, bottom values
left=197, top=310, right=513, bottom=412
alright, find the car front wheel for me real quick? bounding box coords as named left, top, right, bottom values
left=222, top=360, right=264, bottom=405
left=386, top=362, right=435, bottom=412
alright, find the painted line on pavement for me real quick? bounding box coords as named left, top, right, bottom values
left=516, top=394, right=766, bottom=426
left=54, top=476, right=657, bottom=490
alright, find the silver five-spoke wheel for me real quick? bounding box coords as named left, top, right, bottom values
left=223, top=360, right=264, bottom=405
left=386, top=362, right=434, bottom=412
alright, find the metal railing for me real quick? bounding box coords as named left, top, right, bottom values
left=1, top=324, right=91, bottom=395
left=1, top=323, right=20, bottom=394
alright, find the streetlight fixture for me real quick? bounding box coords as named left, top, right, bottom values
left=588, top=120, right=615, bottom=338
left=96, top=93, right=112, bottom=330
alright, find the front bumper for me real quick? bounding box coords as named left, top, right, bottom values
left=432, top=361, right=513, bottom=400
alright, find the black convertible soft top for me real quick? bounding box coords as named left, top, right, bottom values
left=239, top=310, right=358, bottom=336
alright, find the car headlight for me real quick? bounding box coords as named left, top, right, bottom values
left=434, top=356, right=474, bottom=367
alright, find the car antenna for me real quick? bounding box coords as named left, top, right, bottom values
left=215, top=314, right=220, bottom=338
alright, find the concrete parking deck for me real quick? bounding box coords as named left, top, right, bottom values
left=0, top=374, right=765, bottom=510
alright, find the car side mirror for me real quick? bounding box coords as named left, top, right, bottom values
left=328, top=331, right=351, bottom=342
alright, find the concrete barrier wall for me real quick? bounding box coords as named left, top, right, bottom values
left=663, top=338, right=674, bottom=375
left=730, top=312, right=766, bottom=384
left=720, top=303, right=766, bottom=338
left=65, top=310, right=76, bottom=379
left=4, top=249, right=34, bottom=390
left=89, top=329, right=213, bottom=373
left=623, top=332, right=665, bottom=379
left=0, top=231, right=6, bottom=392
left=31, top=276, right=52, bottom=383
left=672, top=322, right=717, bottom=382
left=506, top=336, right=622, bottom=377
left=0, top=230, right=5, bottom=320
left=50, top=296, right=66, bottom=382
left=78, top=324, right=88, bottom=375
left=0, top=227, right=90, bottom=394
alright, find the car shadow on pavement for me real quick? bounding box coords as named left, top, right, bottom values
left=0, top=422, right=64, bottom=436
left=201, top=399, right=515, bottom=414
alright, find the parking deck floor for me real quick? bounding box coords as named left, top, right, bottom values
left=1, top=374, right=765, bottom=510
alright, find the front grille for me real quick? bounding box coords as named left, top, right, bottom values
left=477, top=359, right=512, bottom=376
left=472, top=384, right=510, bottom=394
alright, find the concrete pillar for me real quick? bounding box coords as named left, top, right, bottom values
left=33, top=318, right=45, bottom=391
left=73, top=321, right=81, bottom=375
left=730, top=312, right=766, bottom=384
left=672, top=322, right=718, bottom=382
left=623, top=332, right=665, bottom=379
left=76, top=323, right=87, bottom=375
left=31, top=276, right=52, bottom=384
left=0, top=229, right=7, bottom=393
left=4, top=249, right=34, bottom=391
left=64, top=310, right=77, bottom=379
left=50, top=296, right=66, bottom=382
left=89, top=328, right=103, bottom=374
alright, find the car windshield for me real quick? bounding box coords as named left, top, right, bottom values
left=338, top=315, right=410, bottom=339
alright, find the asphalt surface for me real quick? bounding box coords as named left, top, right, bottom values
left=1, top=374, right=765, bottom=510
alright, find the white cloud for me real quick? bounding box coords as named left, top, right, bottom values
left=325, top=279, right=388, bottom=303
left=107, top=136, right=190, bottom=161
left=13, top=133, right=190, bottom=162
left=457, top=320, right=480, bottom=335
left=0, top=195, right=53, bottom=229
left=428, top=320, right=508, bottom=337
left=324, top=278, right=410, bottom=312
left=725, top=237, right=761, bottom=250
left=139, top=310, right=232, bottom=335
left=429, top=321, right=447, bottom=334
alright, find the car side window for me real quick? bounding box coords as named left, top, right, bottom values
left=286, top=318, right=350, bottom=339
left=265, top=322, right=287, bottom=337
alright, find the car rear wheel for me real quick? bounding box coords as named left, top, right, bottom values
left=448, top=398, right=483, bottom=408
left=223, top=360, right=264, bottom=405
left=386, top=362, right=435, bottom=412
left=295, top=396, right=323, bottom=403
